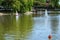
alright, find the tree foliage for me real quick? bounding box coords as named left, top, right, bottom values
left=0, top=0, right=60, bottom=13
left=51, top=0, right=59, bottom=7
left=0, top=0, right=2, bottom=5
left=11, top=0, right=21, bottom=12
left=34, top=0, right=59, bottom=8
left=19, top=0, right=34, bottom=13
left=0, top=0, right=34, bottom=13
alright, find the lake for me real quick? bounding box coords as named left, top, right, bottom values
left=0, top=12, right=60, bottom=40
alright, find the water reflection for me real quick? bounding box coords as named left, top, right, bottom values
left=50, top=16, right=58, bottom=34
left=0, top=21, right=4, bottom=40
left=0, top=15, right=33, bottom=40
left=0, top=15, right=16, bottom=40
left=50, top=16, right=59, bottom=40
left=16, top=15, right=33, bottom=40
left=0, top=14, right=60, bottom=40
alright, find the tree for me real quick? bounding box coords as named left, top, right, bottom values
left=11, top=0, right=21, bottom=12
left=1, top=0, right=34, bottom=13
left=1, top=0, right=21, bottom=12
left=19, top=0, right=34, bottom=13
left=1, top=0, right=12, bottom=8
left=0, top=0, right=2, bottom=5
left=51, top=0, right=59, bottom=7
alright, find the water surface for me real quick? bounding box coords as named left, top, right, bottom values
left=0, top=14, right=60, bottom=40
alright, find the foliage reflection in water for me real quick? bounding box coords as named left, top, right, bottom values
left=0, top=13, right=60, bottom=40
left=0, top=15, right=33, bottom=40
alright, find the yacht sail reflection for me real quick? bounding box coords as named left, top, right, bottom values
left=16, top=15, right=19, bottom=22
left=0, top=15, right=33, bottom=40
left=50, top=16, right=59, bottom=40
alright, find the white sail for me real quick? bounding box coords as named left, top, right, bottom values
left=16, top=11, right=18, bottom=16
left=45, top=9, right=48, bottom=16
